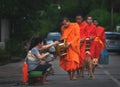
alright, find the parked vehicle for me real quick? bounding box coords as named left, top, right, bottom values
left=105, top=32, right=120, bottom=52
left=45, top=32, right=61, bottom=53
left=46, top=32, right=61, bottom=42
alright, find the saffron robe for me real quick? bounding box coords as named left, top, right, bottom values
left=78, top=22, right=87, bottom=67
left=84, top=24, right=96, bottom=58
left=60, top=23, right=80, bottom=71
left=94, top=26, right=106, bottom=58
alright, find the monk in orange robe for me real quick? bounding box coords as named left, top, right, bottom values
left=75, top=14, right=87, bottom=77
left=84, top=16, right=97, bottom=59
left=60, top=17, right=80, bottom=80
left=93, top=19, right=106, bottom=59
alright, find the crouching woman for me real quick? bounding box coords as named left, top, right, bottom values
left=27, top=37, right=59, bottom=84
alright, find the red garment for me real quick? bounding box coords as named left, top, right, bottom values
left=84, top=24, right=96, bottom=58
left=78, top=22, right=87, bottom=67
left=94, top=26, right=106, bottom=58
left=79, top=22, right=87, bottom=39
left=96, top=26, right=106, bottom=44
left=85, top=24, right=96, bottom=38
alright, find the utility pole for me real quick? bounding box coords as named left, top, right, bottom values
left=111, top=0, right=113, bottom=31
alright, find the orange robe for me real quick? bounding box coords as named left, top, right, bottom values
left=78, top=22, right=87, bottom=67
left=94, top=26, right=106, bottom=58
left=60, top=23, right=80, bottom=71
left=84, top=24, right=96, bottom=58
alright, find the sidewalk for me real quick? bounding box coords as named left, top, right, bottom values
left=0, top=53, right=120, bottom=87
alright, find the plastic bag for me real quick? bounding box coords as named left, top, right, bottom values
left=99, top=49, right=109, bottom=64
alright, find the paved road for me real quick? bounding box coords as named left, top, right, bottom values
left=0, top=52, right=120, bottom=87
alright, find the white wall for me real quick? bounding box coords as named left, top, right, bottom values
left=0, top=19, right=10, bottom=49
left=116, top=26, right=120, bottom=32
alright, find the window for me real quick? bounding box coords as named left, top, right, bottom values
left=46, top=32, right=61, bottom=41
left=106, top=34, right=120, bottom=40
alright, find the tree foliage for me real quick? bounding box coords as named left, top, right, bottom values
left=0, top=0, right=48, bottom=18
left=87, top=9, right=111, bottom=31
left=0, top=0, right=119, bottom=38
left=0, top=0, right=120, bottom=56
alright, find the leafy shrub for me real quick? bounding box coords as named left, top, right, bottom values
left=87, top=9, right=111, bottom=31
left=5, top=39, right=23, bottom=57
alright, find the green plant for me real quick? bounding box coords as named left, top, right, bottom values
left=5, top=39, right=23, bottom=57
left=0, top=48, right=11, bottom=63
left=0, top=48, right=9, bottom=56
left=87, top=9, right=111, bottom=31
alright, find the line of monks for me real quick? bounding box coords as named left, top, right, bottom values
left=59, top=15, right=106, bottom=80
